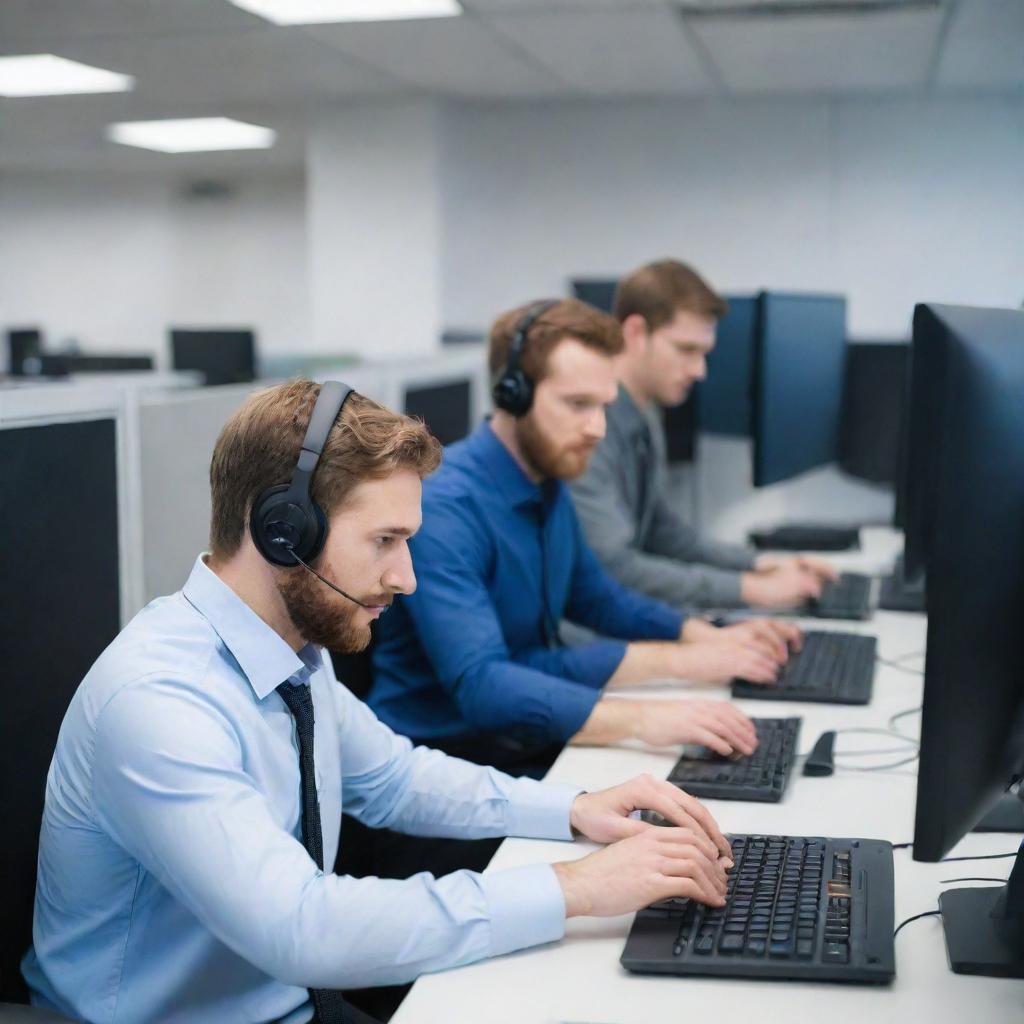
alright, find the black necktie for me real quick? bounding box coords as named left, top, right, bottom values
left=277, top=680, right=356, bottom=1024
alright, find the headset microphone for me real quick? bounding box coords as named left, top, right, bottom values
left=276, top=541, right=387, bottom=613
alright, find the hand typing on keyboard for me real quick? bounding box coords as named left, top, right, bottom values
left=569, top=772, right=734, bottom=848
left=552, top=825, right=731, bottom=919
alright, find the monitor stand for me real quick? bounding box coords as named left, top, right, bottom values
left=974, top=789, right=1024, bottom=832
left=940, top=845, right=1024, bottom=977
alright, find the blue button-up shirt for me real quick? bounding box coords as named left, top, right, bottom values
left=371, top=422, right=687, bottom=746
left=23, top=556, right=579, bottom=1024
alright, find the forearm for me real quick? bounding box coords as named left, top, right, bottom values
left=604, top=640, right=692, bottom=688
left=266, top=865, right=568, bottom=989
left=601, top=541, right=747, bottom=609
left=569, top=698, right=643, bottom=745
left=341, top=685, right=580, bottom=837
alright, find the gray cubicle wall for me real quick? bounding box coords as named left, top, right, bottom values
left=139, top=384, right=259, bottom=603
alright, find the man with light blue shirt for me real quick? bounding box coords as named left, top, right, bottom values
left=23, top=379, right=733, bottom=1024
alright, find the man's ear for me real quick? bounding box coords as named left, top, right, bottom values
left=620, top=313, right=650, bottom=355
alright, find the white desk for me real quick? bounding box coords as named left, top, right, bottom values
left=393, top=531, right=1024, bottom=1023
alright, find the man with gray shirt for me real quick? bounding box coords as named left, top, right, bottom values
left=570, top=259, right=836, bottom=610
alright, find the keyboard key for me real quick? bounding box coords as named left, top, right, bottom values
left=823, top=941, right=849, bottom=964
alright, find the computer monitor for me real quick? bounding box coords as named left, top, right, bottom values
left=37, top=353, right=154, bottom=376
left=838, top=342, right=910, bottom=485
left=6, top=328, right=42, bottom=376
left=752, top=292, right=846, bottom=487
left=899, top=306, right=959, bottom=581
left=662, top=393, right=699, bottom=464
left=170, top=329, right=256, bottom=386
left=0, top=417, right=122, bottom=1000
left=697, top=295, right=757, bottom=437
left=404, top=379, right=473, bottom=447
left=570, top=278, right=617, bottom=314
left=910, top=303, right=1024, bottom=977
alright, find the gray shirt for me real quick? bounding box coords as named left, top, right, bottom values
left=570, top=385, right=756, bottom=608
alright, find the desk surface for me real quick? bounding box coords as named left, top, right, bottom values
left=393, top=529, right=1024, bottom=1023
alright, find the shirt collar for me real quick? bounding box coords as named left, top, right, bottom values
left=613, top=383, right=652, bottom=440
left=467, top=420, right=549, bottom=509
left=182, top=555, right=320, bottom=701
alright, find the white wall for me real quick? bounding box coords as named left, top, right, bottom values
left=3, top=94, right=1020, bottom=367
left=440, top=95, right=1024, bottom=338
left=0, top=171, right=308, bottom=369
left=308, top=101, right=445, bottom=360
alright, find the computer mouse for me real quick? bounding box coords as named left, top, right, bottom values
left=802, top=730, right=836, bottom=776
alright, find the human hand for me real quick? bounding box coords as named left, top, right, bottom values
left=793, top=554, right=840, bottom=583
left=743, top=561, right=823, bottom=608
left=570, top=771, right=733, bottom=851
left=709, top=618, right=802, bottom=661
left=553, top=826, right=731, bottom=918
left=631, top=698, right=757, bottom=756
left=672, top=637, right=780, bottom=685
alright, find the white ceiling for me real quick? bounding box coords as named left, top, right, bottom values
left=0, top=0, right=1019, bottom=174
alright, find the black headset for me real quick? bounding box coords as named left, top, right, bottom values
left=249, top=380, right=354, bottom=568
left=491, top=299, right=560, bottom=417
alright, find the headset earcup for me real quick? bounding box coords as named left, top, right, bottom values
left=250, top=484, right=328, bottom=567
left=492, top=369, right=533, bottom=417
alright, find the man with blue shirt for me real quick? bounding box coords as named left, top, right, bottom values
left=23, top=380, right=733, bottom=1024
left=372, top=299, right=798, bottom=777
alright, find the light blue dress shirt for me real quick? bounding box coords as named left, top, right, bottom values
left=23, top=556, right=579, bottom=1024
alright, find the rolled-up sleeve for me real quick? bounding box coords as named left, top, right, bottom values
left=91, top=679, right=574, bottom=991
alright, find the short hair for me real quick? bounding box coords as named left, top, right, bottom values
left=208, top=379, right=441, bottom=561
left=613, top=259, right=728, bottom=331
left=488, top=297, right=623, bottom=384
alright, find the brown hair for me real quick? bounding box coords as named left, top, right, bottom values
left=613, top=259, right=728, bottom=331
left=208, top=379, right=441, bottom=560
left=488, top=297, right=623, bottom=384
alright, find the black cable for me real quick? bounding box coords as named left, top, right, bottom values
left=894, top=909, right=941, bottom=938
left=941, top=851, right=1020, bottom=862
left=889, top=844, right=1020, bottom=860
left=940, top=876, right=1007, bottom=884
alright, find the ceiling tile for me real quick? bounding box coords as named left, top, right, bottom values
left=303, top=16, right=572, bottom=97
left=1, top=27, right=406, bottom=106
left=687, top=7, right=946, bottom=94
left=0, top=0, right=261, bottom=43
left=934, top=0, right=1024, bottom=91
left=484, top=8, right=719, bottom=96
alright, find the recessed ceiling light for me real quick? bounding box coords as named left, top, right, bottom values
left=106, top=117, right=277, bottom=154
left=229, top=0, right=462, bottom=25
left=0, top=54, right=134, bottom=97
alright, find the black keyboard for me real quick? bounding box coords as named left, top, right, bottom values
left=749, top=525, right=861, bottom=552
left=808, top=572, right=874, bottom=621
left=732, top=630, right=877, bottom=704
left=667, top=717, right=801, bottom=803
left=621, top=834, right=895, bottom=983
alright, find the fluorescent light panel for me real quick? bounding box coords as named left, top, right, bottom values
left=106, top=117, right=276, bottom=154
left=229, top=0, right=462, bottom=25
left=0, top=54, right=134, bottom=97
